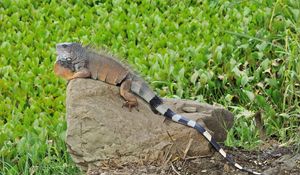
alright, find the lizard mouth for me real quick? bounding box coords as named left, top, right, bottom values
left=55, top=59, right=65, bottom=66
left=55, top=59, right=73, bottom=70
left=56, top=59, right=63, bottom=64
left=55, top=59, right=67, bottom=67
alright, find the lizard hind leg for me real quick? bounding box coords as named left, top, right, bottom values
left=120, top=79, right=139, bottom=112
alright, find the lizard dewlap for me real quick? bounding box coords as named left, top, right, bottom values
left=54, top=61, right=75, bottom=80
left=54, top=42, right=262, bottom=175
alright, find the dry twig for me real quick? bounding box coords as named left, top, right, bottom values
left=183, top=138, right=193, bottom=159
left=171, top=163, right=181, bottom=175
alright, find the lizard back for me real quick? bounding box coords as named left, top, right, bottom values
left=87, top=52, right=129, bottom=85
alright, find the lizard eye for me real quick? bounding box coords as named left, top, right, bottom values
left=66, top=57, right=72, bottom=61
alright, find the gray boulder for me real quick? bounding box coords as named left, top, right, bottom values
left=65, top=79, right=234, bottom=172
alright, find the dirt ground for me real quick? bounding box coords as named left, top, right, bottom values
left=89, top=141, right=300, bottom=175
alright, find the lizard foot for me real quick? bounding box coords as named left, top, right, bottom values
left=122, top=101, right=139, bottom=112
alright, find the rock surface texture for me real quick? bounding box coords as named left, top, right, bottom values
left=65, top=79, right=234, bottom=172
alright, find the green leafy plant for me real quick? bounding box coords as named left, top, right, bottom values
left=0, top=0, right=299, bottom=174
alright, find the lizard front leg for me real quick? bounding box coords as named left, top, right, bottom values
left=68, top=68, right=91, bottom=80
left=120, top=79, right=139, bottom=112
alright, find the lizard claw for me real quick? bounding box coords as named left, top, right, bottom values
left=122, top=101, right=139, bottom=112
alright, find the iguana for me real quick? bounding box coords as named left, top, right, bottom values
left=54, top=42, right=261, bottom=175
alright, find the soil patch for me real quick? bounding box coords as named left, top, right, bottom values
left=88, top=144, right=300, bottom=175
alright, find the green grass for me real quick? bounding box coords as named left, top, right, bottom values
left=1, top=0, right=299, bottom=174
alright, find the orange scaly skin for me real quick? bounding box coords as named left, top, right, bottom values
left=54, top=60, right=138, bottom=111
left=54, top=62, right=91, bottom=81
left=54, top=62, right=74, bottom=80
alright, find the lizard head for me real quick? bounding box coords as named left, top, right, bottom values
left=54, top=42, right=87, bottom=79
left=56, top=42, right=85, bottom=62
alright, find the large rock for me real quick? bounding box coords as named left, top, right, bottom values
left=65, top=79, right=234, bottom=172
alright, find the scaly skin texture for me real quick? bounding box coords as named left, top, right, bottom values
left=120, top=79, right=139, bottom=111
left=53, top=62, right=75, bottom=80
left=54, top=43, right=138, bottom=111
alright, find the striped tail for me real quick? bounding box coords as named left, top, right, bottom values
left=131, top=80, right=261, bottom=175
